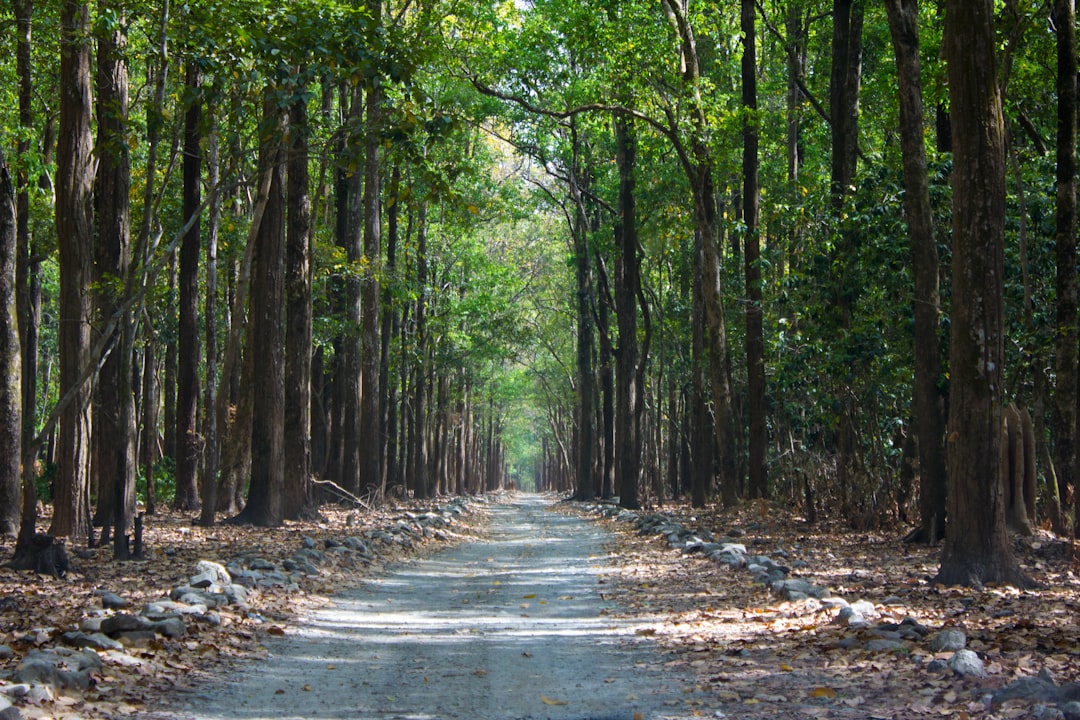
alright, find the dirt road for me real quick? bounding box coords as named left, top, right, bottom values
left=162, top=495, right=693, bottom=720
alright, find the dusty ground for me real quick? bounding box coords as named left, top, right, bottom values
left=151, top=494, right=695, bottom=720
left=589, top=500, right=1080, bottom=719
left=2, top=494, right=1078, bottom=719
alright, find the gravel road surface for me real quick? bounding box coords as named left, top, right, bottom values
left=163, top=494, right=693, bottom=720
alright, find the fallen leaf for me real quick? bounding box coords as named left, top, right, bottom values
left=809, top=687, right=837, bottom=699
left=541, top=695, right=568, bottom=706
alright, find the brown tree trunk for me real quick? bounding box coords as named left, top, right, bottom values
left=52, top=0, right=95, bottom=541
left=199, top=116, right=221, bottom=527
left=411, top=200, right=430, bottom=499
left=13, top=0, right=40, bottom=547
left=936, top=0, right=1031, bottom=588
left=339, top=89, right=363, bottom=496
left=829, top=0, right=864, bottom=508
left=661, top=0, right=738, bottom=502
left=284, top=77, right=314, bottom=520
left=614, top=114, right=641, bottom=510
left=359, top=37, right=384, bottom=496
left=885, top=0, right=948, bottom=543
left=0, top=153, right=21, bottom=537
left=1052, top=0, right=1078, bottom=537
left=691, top=231, right=708, bottom=509
left=93, top=7, right=135, bottom=557
left=139, top=0, right=169, bottom=519
left=175, top=61, right=201, bottom=512
left=570, top=126, right=595, bottom=503
left=232, top=90, right=287, bottom=527
left=742, top=0, right=766, bottom=501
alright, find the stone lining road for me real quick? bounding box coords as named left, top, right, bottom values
left=161, top=494, right=693, bottom=720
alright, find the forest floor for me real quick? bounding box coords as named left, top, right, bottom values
left=589, top=499, right=1080, bottom=719
left=0, top=494, right=1076, bottom=720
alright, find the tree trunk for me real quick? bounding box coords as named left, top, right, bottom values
left=614, top=114, right=641, bottom=510
left=13, top=0, right=40, bottom=548
left=138, top=0, right=169, bottom=519
left=359, top=44, right=384, bottom=496
left=661, top=0, right=737, bottom=502
left=411, top=200, right=430, bottom=499
left=829, top=0, right=864, bottom=507
left=596, top=257, right=615, bottom=501
left=0, top=153, right=21, bottom=537
left=339, top=89, right=363, bottom=496
left=93, top=7, right=135, bottom=557
left=885, top=0, right=948, bottom=543
left=175, top=61, right=201, bottom=513
left=1052, top=0, right=1078, bottom=537
left=52, top=0, right=95, bottom=541
left=284, top=77, right=314, bottom=520
left=936, top=0, right=1031, bottom=588
left=570, top=128, right=595, bottom=503
left=691, top=231, right=708, bottom=509
left=742, top=0, right=766, bottom=501
left=379, top=165, right=401, bottom=498
left=232, top=90, right=287, bottom=527
left=199, top=115, right=221, bottom=527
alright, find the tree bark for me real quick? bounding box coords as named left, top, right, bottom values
left=93, top=6, right=135, bottom=557
left=52, top=0, right=95, bottom=541
left=1052, top=0, right=1078, bottom=537
left=232, top=90, right=287, bottom=527
left=742, top=0, right=766, bottom=501
left=13, top=0, right=39, bottom=547
left=175, top=61, right=202, bottom=512
left=829, top=0, right=864, bottom=508
left=199, top=116, right=221, bottom=527
left=359, top=27, right=384, bottom=496
left=411, top=199, right=430, bottom=499
left=885, top=0, right=948, bottom=543
left=936, top=0, right=1031, bottom=588
left=0, top=153, right=21, bottom=537
left=570, top=125, right=595, bottom=502
left=339, top=89, right=363, bottom=496
left=284, top=77, right=314, bottom=520
left=614, top=114, right=641, bottom=510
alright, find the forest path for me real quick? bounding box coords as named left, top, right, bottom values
left=161, top=494, right=693, bottom=720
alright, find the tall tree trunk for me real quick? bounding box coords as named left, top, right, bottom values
left=175, top=62, right=202, bottom=512
left=0, top=153, right=21, bottom=537
left=381, top=165, right=402, bottom=496
left=661, top=0, right=737, bottom=501
left=596, top=257, right=615, bottom=501
left=886, top=0, right=948, bottom=543
left=93, top=6, right=135, bottom=557
left=13, top=0, right=40, bottom=548
left=233, top=89, right=286, bottom=527
left=691, top=231, right=708, bottom=509
left=199, top=115, right=221, bottom=527
left=139, top=0, right=170, bottom=519
left=339, top=89, right=363, bottom=496
left=614, top=114, right=641, bottom=510
left=359, top=16, right=384, bottom=496
left=411, top=199, right=430, bottom=499
left=52, top=0, right=95, bottom=541
left=742, top=0, right=766, bottom=501
left=284, top=76, right=314, bottom=520
left=1052, top=0, right=1078, bottom=536
left=936, top=0, right=1031, bottom=588
left=829, top=0, right=864, bottom=509
left=570, top=127, right=595, bottom=502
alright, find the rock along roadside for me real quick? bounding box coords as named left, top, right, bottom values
left=158, top=494, right=693, bottom=720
